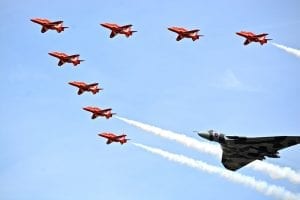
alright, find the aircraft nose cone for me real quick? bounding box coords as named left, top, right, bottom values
left=68, top=81, right=75, bottom=86
left=197, top=132, right=210, bottom=140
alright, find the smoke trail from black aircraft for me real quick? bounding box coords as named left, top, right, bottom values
left=116, top=116, right=300, bottom=184
left=133, top=143, right=300, bottom=200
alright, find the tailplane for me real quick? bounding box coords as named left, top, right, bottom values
left=126, top=31, right=137, bottom=37
left=57, top=26, right=69, bottom=33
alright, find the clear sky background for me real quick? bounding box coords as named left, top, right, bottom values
left=0, top=0, right=299, bottom=199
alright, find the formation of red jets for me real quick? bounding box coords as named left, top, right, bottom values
left=31, top=17, right=272, bottom=145
left=31, top=18, right=272, bottom=45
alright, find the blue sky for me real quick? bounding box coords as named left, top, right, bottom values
left=0, top=0, right=299, bottom=199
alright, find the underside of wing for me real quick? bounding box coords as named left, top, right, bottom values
left=221, top=136, right=300, bottom=170
left=221, top=152, right=258, bottom=171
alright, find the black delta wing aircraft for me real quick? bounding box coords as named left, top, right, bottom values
left=195, top=130, right=300, bottom=171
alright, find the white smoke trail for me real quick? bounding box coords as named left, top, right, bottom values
left=271, top=43, right=300, bottom=58
left=249, top=161, right=300, bottom=182
left=115, top=116, right=222, bottom=157
left=116, top=116, right=300, bottom=184
left=133, top=143, right=300, bottom=200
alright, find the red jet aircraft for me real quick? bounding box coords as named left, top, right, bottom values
left=68, top=81, right=102, bottom=95
left=48, top=52, right=84, bottom=66
left=236, top=31, right=272, bottom=45
left=31, top=18, right=68, bottom=33
left=168, top=27, right=203, bottom=41
left=98, top=132, right=129, bottom=145
left=100, top=23, right=137, bottom=38
left=83, top=106, right=116, bottom=119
